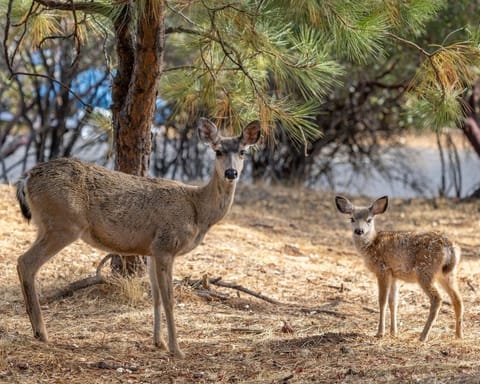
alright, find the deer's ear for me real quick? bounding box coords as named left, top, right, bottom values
left=370, top=196, right=388, bottom=216
left=240, top=121, right=261, bottom=147
left=335, top=196, right=353, bottom=215
left=198, top=118, right=219, bottom=145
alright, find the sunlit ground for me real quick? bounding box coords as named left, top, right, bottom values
left=1, top=181, right=480, bottom=383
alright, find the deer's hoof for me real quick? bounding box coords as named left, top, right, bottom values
left=154, top=339, right=168, bottom=350
left=419, top=334, right=428, bottom=342
left=171, top=348, right=185, bottom=359
left=34, top=331, right=48, bottom=342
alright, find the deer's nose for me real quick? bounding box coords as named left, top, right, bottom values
left=354, top=228, right=364, bottom=236
left=225, top=168, right=238, bottom=180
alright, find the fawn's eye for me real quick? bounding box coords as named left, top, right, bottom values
left=215, top=150, right=223, bottom=157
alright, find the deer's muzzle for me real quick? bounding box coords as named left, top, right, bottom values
left=224, top=169, right=238, bottom=180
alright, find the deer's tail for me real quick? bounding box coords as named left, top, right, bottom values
left=16, top=175, right=31, bottom=222
left=442, top=243, right=461, bottom=275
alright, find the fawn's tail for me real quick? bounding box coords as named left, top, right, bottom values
left=16, top=175, right=31, bottom=222
left=442, top=243, right=461, bottom=275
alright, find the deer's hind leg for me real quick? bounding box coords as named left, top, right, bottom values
left=438, top=273, right=463, bottom=339
left=418, top=274, right=442, bottom=342
left=17, top=227, right=80, bottom=342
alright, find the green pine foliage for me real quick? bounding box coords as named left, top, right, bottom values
left=2, top=0, right=480, bottom=140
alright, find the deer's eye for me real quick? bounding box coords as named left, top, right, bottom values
left=240, top=149, right=246, bottom=156
left=215, top=150, right=223, bottom=157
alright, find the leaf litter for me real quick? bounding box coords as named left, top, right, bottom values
left=1, top=183, right=480, bottom=383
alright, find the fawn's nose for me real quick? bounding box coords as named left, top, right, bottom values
left=225, top=168, right=238, bottom=180
left=354, top=228, right=364, bottom=236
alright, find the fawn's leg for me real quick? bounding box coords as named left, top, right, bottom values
left=17, top=229, right=78, bottom=342
left=152, top=253, right=184, bottom=358
left=418, top=277, right=442, bottom=342
left=148, top=257, right=167, bottom=349
left=376, top=273, right=392, bottom=338
left=439, top=274, right=464, bottom=339
left=388, top=278, right=399, bottom=336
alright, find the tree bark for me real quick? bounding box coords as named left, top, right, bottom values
left=109, top=1, right=165, bottom=275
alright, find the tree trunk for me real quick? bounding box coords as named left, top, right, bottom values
left=109, top=2, right=165, bottom=275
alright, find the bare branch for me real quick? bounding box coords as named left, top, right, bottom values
left=9, top=71, right=93, bottom=110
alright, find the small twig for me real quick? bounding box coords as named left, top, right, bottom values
left=88, top=361, right=138, bottom=372
left=327, top=284, right=350, bottom=292
left=251, top=222, right=274, bottom=229
left=280, top=374, right=294, bottom=384
left=231, top=328, right=264, bottom=334
left=300, top=307, right=347, bottom=319
left=467, top=280, right=477, bottom=293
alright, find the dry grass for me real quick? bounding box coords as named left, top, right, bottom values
left=1, top=182, right=480, bottom=383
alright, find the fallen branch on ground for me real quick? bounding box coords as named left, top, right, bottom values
left=44, top=266, right=344, bottom=319
left=177, top=276, right=282, bottom=305
left=43, top=255, right=112, bottom=303
left=43, top=262, right=281, bottom=306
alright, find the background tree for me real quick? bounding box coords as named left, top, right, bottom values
left=0, top=34, right=112, bottom=183
left=2, top=0, right=480, bottom=273
left=251, top=1, right=480, bottom=196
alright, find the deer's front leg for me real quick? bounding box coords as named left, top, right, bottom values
left=148, top=257, right=167, bottom=350
left=153, top=253, right=185, bottom=358
left=388, top=278, right=399, bottom=336
left=376, top=272, right=392, bottom=338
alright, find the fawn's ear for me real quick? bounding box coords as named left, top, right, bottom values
left=240, top=121, right=261, bottom=147
left=198, top=118, right=219, bottom=146
left=335, top=196, right=354, bottom=215
left=370, top=196, right=388, bottom=216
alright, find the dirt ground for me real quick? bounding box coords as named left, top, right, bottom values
left=1, top=181, right=479, bottom=383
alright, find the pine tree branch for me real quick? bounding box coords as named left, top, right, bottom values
left=385, top=32, right=431, bottom=57
left=32, top=0, right=111, bottom=17
left=386, top=32, right=446, bottom=97
left=164, top=25, right=205, bottom=36
left=166, top=3, right=199, bottom=28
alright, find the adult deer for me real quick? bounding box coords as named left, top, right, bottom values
left=335, top=195, right=463, bottom=342
left=16, top=118, right=261, bottom=358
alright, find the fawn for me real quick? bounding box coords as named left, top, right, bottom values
left=335, top=195, right=463, bottom=341
left=16, top=117, right=261, bottom=358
